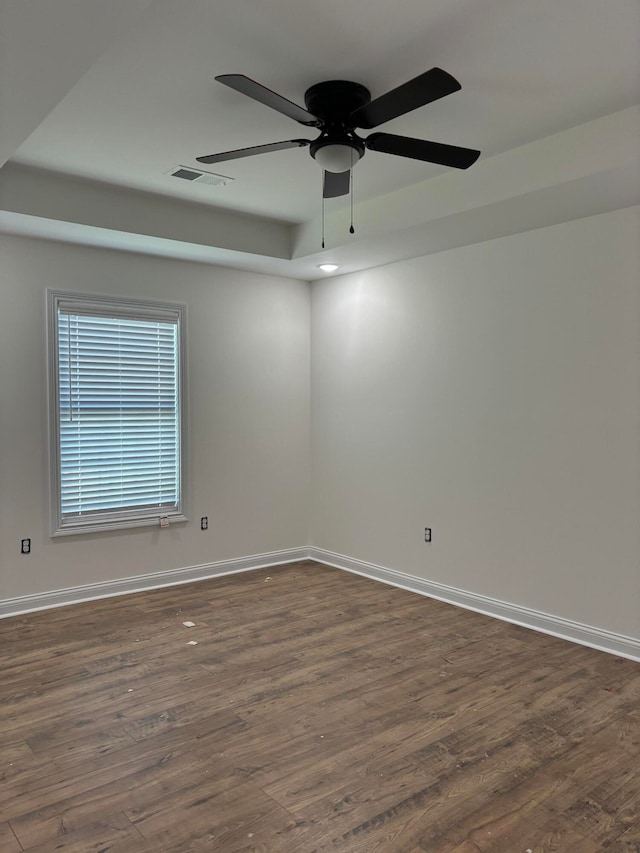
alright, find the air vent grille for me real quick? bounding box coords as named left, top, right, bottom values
left=172, top=168, right=200, bottom=181
left=167, top=166, right=234, bottom=187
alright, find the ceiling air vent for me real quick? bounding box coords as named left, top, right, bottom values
left=167, top=166, right=234, bottom=187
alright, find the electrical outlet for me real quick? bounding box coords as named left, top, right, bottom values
left=424, top=528, right=432, bottom=543
left=200, top=516, right=208, bottom=530
left=21, top=538, right=31, bottom=554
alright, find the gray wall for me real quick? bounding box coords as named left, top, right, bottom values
left=311, top=207, right=640, bottom=639
left=2, top=206, right=639, bottom=645
left=0, top=235, right=310, bottom=599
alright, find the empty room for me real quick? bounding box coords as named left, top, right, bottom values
left=1, top=1, right=639, bottom=851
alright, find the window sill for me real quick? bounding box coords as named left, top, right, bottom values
left=51, top=514, right=189, bottom=537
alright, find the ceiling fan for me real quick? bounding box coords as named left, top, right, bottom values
left=197, top=68, right=481, bottom=200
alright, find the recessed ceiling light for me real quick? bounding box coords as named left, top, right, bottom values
left=317, top=263, right=340, bottom=273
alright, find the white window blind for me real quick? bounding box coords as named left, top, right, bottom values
left=49, top=293, right=186, bottom=534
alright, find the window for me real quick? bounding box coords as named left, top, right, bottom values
left=48, top=291, right=187, bottom=535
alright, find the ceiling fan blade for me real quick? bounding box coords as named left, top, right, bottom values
left=351, top=68, right=461, bottom=129
left=216, top=74, right=319, bottom=126
left=365, top=132, right=480, bottom=169
left=323, top=170, right=350, bottom=198
left=197, top=139, right=310, bottom=164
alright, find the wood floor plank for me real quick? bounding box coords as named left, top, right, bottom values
left=416, top=724, right=638, bottom=850
left=0, top=822, right=22, bottom=853
left=0, top=710, right=248, bottom=826
left=610, top=822, right=640, bottom=850
left=1, top=561, right=638, bottom=852
left=124, top=777, right=294, bottom=849
left=9, top=749, right=240, bottom=849
left=15, top=812, right=142, bottom=853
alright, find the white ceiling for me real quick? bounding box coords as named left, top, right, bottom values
left=1, top=0, right=639, bottom=277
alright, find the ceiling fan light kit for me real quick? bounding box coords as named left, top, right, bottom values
left=312, top=143, right=361, bottom=173
left=197, top=68, right=480, bottom=245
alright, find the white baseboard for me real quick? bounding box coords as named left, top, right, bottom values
left=308, top=547, right=640, bottom=663
left=4, top=544, right=639, bottom=663
left=0, top=547, right=310, bottom=619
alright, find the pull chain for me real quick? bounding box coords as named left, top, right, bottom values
left=321, top=182, right=325, bottom=249
left=349, top=149, right=355, bottom=235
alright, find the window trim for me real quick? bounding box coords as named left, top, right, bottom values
left=47, top=290, right=188, bottom=536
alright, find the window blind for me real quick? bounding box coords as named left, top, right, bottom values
left=57, top=308, right=181, bottom=523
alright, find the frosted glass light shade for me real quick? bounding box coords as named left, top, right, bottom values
left=314, top=144, right=360, bottom=173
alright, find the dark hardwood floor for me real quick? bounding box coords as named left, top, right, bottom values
left=0, top=560, right=639, bottom=852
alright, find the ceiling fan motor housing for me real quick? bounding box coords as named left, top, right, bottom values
left=303, top=80, right=371, bottom=121
left=306, top=80, right=370, bottom=171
